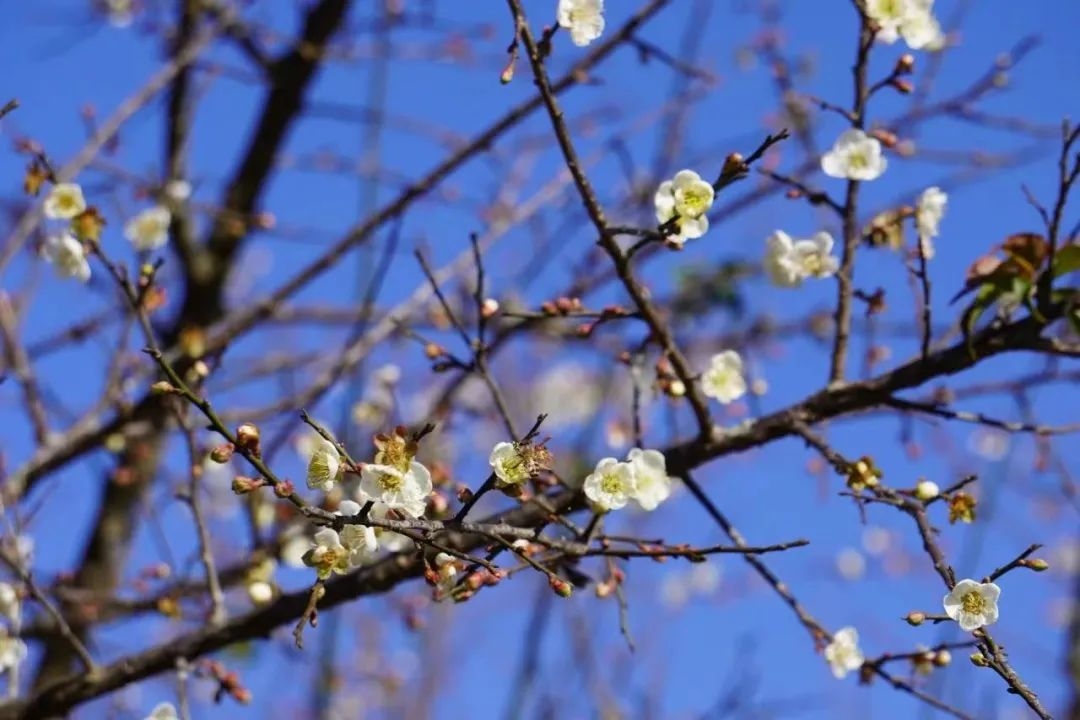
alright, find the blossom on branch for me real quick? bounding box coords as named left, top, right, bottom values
left=337, top=500, right=379, bottom=565
left=124, top=206, right=171, bottom=251
left=303, top=528, right=351, bottom=579
left=821, top=129, right=887, bottom=181
left=557, top=0, right=605, bottom=47
left=43, top=182, right=86, bottom=220
left=306, top=437, right=342, bottom=492
left=42, top=232, right=91, bottom=282
left=701, top=350, right=747, bottom=404
left=865, top=0, right=944, bottom=50
left=627, top=448, right=672, bottom=511
left=584, top=457, right=637, bottom=511
left=655, top=169, right=714, bottom=246
left=0, top=626, right=26, bottom=675
left=824, top=626, right=864, bottom=678
left=764, top=230, right=839, bottom=287
left=359, top=461, right=432, bottom=518
left=943, top=578, right=1000, bottom=631
left=915, top=186, right=947, bottom=258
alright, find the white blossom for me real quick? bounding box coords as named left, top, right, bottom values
left=556, top=0, right=604, bottom=47
left=764, top=230, right=839, bottom=287
left=583, top=457, right=637, bottom=511
left=0, top=627, right=26, bottom=675
left=915, top=186, right=947, bottom=259
left=124, top=206, right=171, bottom=251
left=489, top=442, right=529, bottom=485
left=366, top=501, right=413, bottom=553
left=43, top=183, right=86, bottom=220
left=145, top=702, right=179, bottom=720
left=106, top=0, right=135, bottom=28
left=655, top=169, right=714, bottom=246
left=337, top=500, right=379, bottom=565
left=821, top=129, right=887, bottom=181
left=304, top=528, right=351, bottom=579
left=915, top=479, right=940, bottom=500
left=246, top=581, right=274, bottom=605
left=626, top=448, right=671, bottom=511
left=701, top=350, right=747, bottom=404
left=866, top=0, right=943, bottom=49
left=943, top=579, right=1000, bottom=631
left=359, top=461, right=432, bottom=518
left=433, top=552, right=459, bottom=598
left=306, top=437, right=342, bottom=492
left=42, top=232, right=91, bottom=282
left=824, top=626, right=864, bottom=678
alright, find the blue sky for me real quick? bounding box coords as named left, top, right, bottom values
left=1, top=1, right=1079, bottom=718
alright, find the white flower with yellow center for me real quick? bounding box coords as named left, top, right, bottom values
left=821, top=129, right=887, bottom=181
left=557, top=0, right=604, bottom=47
left=943, top=578, right=1000, bottom=631
left=583, top=457, right=637, bottom=511
left=359, top=461, right=432, bottom=518
left=865, top=0, right=913, bottom=44
left=43, top=182, right=87, bottom=220
left=304, top=528, right=351, bottom=579
left=305, top=437, right=342, bottom=492
left=655, top=169, right=714, bottom=246
left=124, top=206, right=171, bottom=251
left=627, top=448, right=671, bottom=511
left=791, top=231, right=840, bottom=279
left=489, top=442, right=529, bottom=485
left=336, top=500, right=379, bottom=565
left=824, top=626, right=864, bottom=678
left=42, top=232, right=91, bottom=282
left=701, top=350, right=747, bottom=405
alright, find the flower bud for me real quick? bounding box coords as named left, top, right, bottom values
left=424, top=342, right=444, bottom=360
left=272, top=480, right=295, bottom=498
left=933, top=650, right=952, bottom=667
left=549, top=576, right=573, bottom=598
left=236, top=423, right=261, bottom=455
left=905, top=611, right=926, bottom=626
left=231, top=475, right=262, bottom=494
left=914, top=480, right=940, bottom=501
left=895, top=53, right=915, bottom=75
left=209, top=443, right=235, bottom=464
left=1022, top=558, right=1049, bottom=572
left=481, top=298, right=500, bottom=318
left=970, top=653, right=988, bottom=667
left=891, top=78, right=914, bottom=94
left=151, top=381, right=178, bottom=395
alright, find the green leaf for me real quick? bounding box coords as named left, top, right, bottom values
left=1052, top=245, right=1080, bottom=278
left=961, top=283, right=1001, bottom=360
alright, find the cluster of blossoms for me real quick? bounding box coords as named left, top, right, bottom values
left=35, top=176, right=180, bottom=282
left=556, top=0, right=604, bottom=47
left=0, top=583, right=26, bottom=677
left=583, top=447, right=672, bottom=512
left=304, top=428, right=433, bottom=578
left=865, top=0, right=945, bottom=51
left=825, top=578, right=1000, bottom=679
left=654, top=169, right=716, bottom=247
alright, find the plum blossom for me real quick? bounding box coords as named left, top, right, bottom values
left=0, top=627, right=26, bottom=675
left=583, top=457, right=636, bottom=511
left=865, top=0, right=944, bottom=50
left=124, top=206, right=171, bottom=251
left=655, top=169, right=714, bottom=246
left=359, top=461, right=432, bottom=518
left=557, top=0, right=604, bottom=47
left=821, top=129, right=887, bottom=181
left=915, top=186, right=947, bottom=259
left=627, top=448, right=671, bottom=511
left=306, top=437, right=342, bottom=492
left=943, top=579, right=1000, bottom=631
left=336, top=500, right=379, bottom=565
left=701, top=350, right=747, bottom=404
left=824, top=626, right=864, bottom=678
left=764, top=230, right=839, bottom=288
left=303, top=528, right=351, bottom=579
left=43, top=183, right=86, bottom=220
left=42, top=232, right=91, bottom=282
